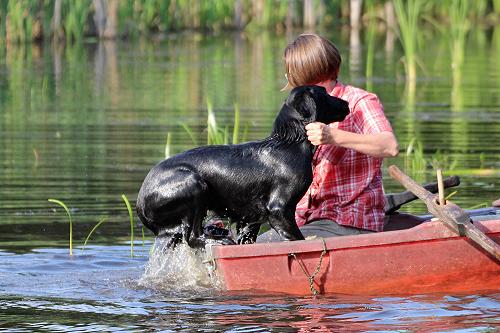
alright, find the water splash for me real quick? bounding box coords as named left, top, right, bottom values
left=138, top=238, right=222, bottom=292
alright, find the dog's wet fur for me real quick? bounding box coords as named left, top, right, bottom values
left=136, top=86, right=349, bottom=248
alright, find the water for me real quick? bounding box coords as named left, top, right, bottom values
left=1, top=27, right=499, bottom=331
left=1, top=245, right=499, bottom=332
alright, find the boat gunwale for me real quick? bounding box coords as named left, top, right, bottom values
left=209, top=219, right=500, bottom=260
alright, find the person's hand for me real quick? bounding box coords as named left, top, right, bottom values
left=305, top=122, right=336, bottom=146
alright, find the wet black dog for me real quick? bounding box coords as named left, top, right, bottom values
left=136, top=86, right=349, bottom=248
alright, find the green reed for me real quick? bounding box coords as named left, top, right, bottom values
left=5, top=0, right=34, bottom=43
left=178, top=101, right=246, bottom=156
left=121, top=194, right=135, bottom=257
left=180, top=123, right=199, bottom=146
left=64, top=0, right=90, bottom=41
left=494, top=0, right=500, bottom=15
left=83, top=217, right=108, bottom=250
left=364, top=0, right=377, bottom=92
left=2, top=0, right=499, bottom=44
left=165, top=132, right=172, bottom=159
left=206, top=99, right=222, bottom=145
left=232, top=103, right=241, bottom=144
left=206, top=100, right=245, bottom=145
left=448, top=0, right=469, bottom=101
left=393, top=0, right=424, bottom=84
left=48, top=198, right=73, bottom=255
left=404, top=138, right=427, bottom=182
left=430, top=149, right=458, bottom=172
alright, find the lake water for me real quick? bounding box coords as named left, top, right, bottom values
left=0, top=27, right=499, bottom=331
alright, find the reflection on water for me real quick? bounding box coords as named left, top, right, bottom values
left=0, top=244, right=499, bottom=331
left=1, top=27, right=499, bottom=331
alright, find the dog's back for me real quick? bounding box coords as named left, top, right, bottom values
left=137, top=138, right=313, bottom=229
left=136, top=86, right=349, bottom=247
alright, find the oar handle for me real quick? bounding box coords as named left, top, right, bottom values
left=388, top=165, right=435, bottom=202
left=389, top=165, right=500, bottom=262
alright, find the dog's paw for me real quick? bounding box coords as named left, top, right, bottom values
left=165, top=232, right=183, bottom=249
left=237, top=235, right=256, bottom=245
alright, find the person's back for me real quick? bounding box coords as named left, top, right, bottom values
left=258, top=33, right=399, bottom=242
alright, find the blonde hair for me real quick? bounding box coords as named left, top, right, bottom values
left=283, top=34, right=341, bottom=90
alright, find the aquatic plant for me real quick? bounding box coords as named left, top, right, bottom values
left=165, top=132, right=172, bottom=159
left=466, top=202, right=489, bottom=210
left=364, top=0, right=377, bottom=91
left=83, top=217, right=108, bottom=250
left=5, top=0, right=34, bottom=43
left=404, top=138, right=427, bottom=181
left=180, top=123, right=199, bottom=146
left=121, top=194, right=135, bottom=257
left=64, top=0, right=90, bottom=41
left=185, top=100, right=246, bottom=146
left=430, top=150, right=458, bottom=172
left=393, top=0, right=424, bottom=86
left=232, top=103, right=241, bottom=144
left=2, top=0, right=499, bottom=44
left=48, top=198, right=73, bottom=256
left=206, top=99, right=223, bottom=145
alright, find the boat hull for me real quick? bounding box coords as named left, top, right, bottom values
left=208, top=219, right=500, bottom=295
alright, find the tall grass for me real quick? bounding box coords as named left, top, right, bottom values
left=448, top=0, right=469, bottom=110
left=2, top=0, right=498, bottom=44
left=48, top=198, right=73, bottom=255
left=5, top=1, right=34, bottom=43
left=393, top=0, right=424, bottom=86
left=64, top=0, right=90, bottom=41
left=165, top=132, right=172, bottom=159
left=83, top=217, right=108, bottom=250
left=404, top=138, right=427, bottom=182
left=364, top=0, right=377, bottom=92
left=206, top=100, right=244, bottom=145
left=121, top=194, right=135, bottom=257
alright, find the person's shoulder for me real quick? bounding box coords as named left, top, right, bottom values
left=341, top=83, right=380, bottom=110
left=342, top=83, right=378, bottom=100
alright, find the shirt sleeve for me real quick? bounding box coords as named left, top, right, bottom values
left=351, top=93, right=393, bottom=135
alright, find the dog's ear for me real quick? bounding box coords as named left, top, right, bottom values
left=319, top=93, right=349, bottom=123
left=287, top=86, right=317, bottom=121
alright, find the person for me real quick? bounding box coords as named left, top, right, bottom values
left=258, top=33, right=399, bottom=242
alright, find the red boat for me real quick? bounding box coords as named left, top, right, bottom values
left=206, top=209, right=500, bottom=295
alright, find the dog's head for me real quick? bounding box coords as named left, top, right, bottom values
left=285, top=85, right=349, bottom=125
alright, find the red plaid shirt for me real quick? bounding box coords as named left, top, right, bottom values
left=295, top=81, right=393, bottom=231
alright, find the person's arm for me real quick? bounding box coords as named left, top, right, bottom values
left=305, top=122, right=399, bottom=158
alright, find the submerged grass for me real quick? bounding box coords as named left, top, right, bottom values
left=122, top=194, right=135, bottom=257
left=83, top=217, right=108, bottom=250
left=48, top=199, right=73, bottom=256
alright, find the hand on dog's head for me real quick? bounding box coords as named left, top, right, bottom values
left=286, top=85, right=349, bottom=125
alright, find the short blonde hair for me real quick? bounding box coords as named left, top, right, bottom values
left=283, top=34, right=341, bottom=89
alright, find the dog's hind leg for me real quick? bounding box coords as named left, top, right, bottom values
left=183, top=205, right=208, bottom=248
left=156, top=225, right=183, bottom=249
left=178, top=174, right=208, bottom=247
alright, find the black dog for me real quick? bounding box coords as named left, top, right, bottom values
left=136, top=86, right=349, bottom=248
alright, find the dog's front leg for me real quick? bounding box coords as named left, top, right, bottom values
left=267, top=204, right=305, bottom=241
left=237, top=224, right=261, bottom=244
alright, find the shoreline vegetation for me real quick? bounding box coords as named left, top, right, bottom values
left=1, top=0, right=499, bottom=44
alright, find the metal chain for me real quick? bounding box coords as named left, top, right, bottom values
left=289, top=238, right=328, bottom=296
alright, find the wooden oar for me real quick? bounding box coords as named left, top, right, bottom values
left=384, top=175, right=460, bottom=214
left=388, top=165, right=500, bottom=262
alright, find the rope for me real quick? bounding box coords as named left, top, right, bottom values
left=289, top=238, right=328, bottom=296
